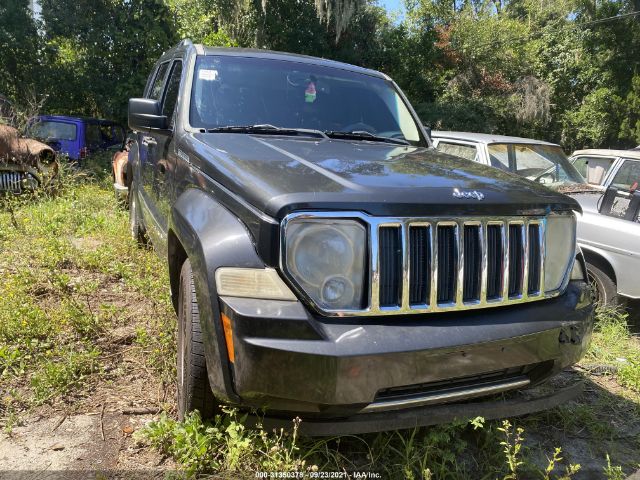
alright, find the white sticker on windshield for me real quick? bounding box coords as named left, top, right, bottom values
left=199, top=69, right=219, bottom=81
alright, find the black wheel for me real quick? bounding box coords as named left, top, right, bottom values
left=177, top=259, right=218, bottom=420
left=129, top=182, right=147, bottom=246
left=586, top=262, right=618, bottom=306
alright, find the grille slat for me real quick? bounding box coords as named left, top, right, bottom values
left=528, top=224, right=542, bottom=294
left=486, top=225, right=504, bottom=300
left=409, top=226, right=430, bottom=305
left=437, top=226, right=457, bottom=304
left=379, top=226, right=402, bottom=307
left=508, top=224, right=525, bottom=297
left=463, top=225, right=482, bottom=302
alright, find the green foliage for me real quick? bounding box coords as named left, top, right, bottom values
left=139, top=411, right=590, bottom=479
left=604, top=454, right=626, bottom=480
left=561, top=88, right=625, bottom=150
left=619, top=74, right=640, bottom=145
left=586, top=306, right=640, bottom=393
left=0, top=0, right=40, bottom=103
left=0, top=152, right=175, bottom=418
left=139, top=409, right=309, bottom=476
left=3, top=0, right=640, bottom=149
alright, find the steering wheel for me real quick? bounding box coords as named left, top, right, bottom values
left=342, top=122, right=377, bottom=134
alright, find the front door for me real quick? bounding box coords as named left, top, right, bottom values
left=140, top=60, right=183, bottom=254
left=139, top=61, right=170, bottom=247
left=151, top=60, right=183, bottom=244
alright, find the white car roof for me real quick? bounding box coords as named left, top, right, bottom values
left=571, top=149, right=640, bottom=160
left=432, top=131, right=560, bottom=147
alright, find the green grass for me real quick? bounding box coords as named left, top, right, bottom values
left=0, top=154, right=176, bottom=420
left=1, top=155, right=639, bottom=478
left=585, top=306, right=640, bottom=393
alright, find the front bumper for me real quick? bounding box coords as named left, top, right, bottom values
left=218, top=280, right=594, bottom=426
left=258, top=376, right=585, bottom=435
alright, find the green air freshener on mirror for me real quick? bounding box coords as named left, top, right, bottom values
left=305, top=82, right=317, bottom=103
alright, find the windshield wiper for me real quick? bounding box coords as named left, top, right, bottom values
left=324, top=130, right=409, bottom=145
left=206, top=124, right=326, bottom=138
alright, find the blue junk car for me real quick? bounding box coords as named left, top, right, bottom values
left=28, top=115, right=125, bottom=161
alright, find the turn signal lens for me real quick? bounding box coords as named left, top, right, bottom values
left=215, top=268, right=296, bottom=301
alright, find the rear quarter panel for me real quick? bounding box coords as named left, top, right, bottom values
left=578, top=209, right=640, bottom=298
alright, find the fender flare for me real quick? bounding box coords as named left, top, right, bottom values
left=169, top=187, right=265, bottom=403
left=578, top=243, right=618, bottom=288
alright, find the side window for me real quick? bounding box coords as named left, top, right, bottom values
left=85, top=124, right=102, bottom=148
left=611, top=160, right=640, bottom=192
left=162, top=61, right=183, bottom=120
left=487, top=144, right=510, bottom=171
left=148, top=62, right=170, bottom=101
left=513, top=145, right=553, bottom=175
left=573, top=156, right=616, bottom=185
left=572, top=157, right=588, bottom=178
left=435, top=141, right=478, bottom=162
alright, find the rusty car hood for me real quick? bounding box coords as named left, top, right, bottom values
left=0, top=124, right=56, bottom=167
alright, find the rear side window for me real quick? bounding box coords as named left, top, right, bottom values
left=572, top=156, right=616, bottom=185
left=85, top=124, right=103, bottom=148
left=30, top=121, right=77, bottom=141
left=436, top=141, right=478, bottom=162
left=149, top=62, right=170, bottom=100
left=487, top=144, right=510, bottom=170
left=611, top=159, right=640, bottom=192
left=162, top=61, right=183, bottom=120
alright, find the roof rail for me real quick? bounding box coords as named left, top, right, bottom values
left=176, top=39, right=194, bottom=48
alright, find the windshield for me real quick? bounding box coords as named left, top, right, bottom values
left=30, top=121, right=77, bottom=141
left=190, top=56, right=424, bottom=145
left=487, top=143, right=585, bottom=187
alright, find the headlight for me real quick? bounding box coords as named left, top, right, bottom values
left=38, top=150, right=57, bottom=166
left=284, top=218, right=366, bottom=310
left=544, top=214, right=576, bottom=292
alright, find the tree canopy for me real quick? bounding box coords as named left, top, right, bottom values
left=1, top=0, right=639, bottom=149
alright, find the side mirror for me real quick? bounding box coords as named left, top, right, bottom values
left=128, top=98, right=168, bottom=131
left=599, top=186, right=618, bottom=216
left=624, top=191, right=640, bottom=222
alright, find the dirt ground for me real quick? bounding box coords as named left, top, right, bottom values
left=0, top=282, right=177, bottom=477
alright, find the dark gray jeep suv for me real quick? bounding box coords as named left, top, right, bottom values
left=128, top=40, right=594, bottom=434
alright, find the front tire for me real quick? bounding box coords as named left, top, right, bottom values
left=586, top=262, right=618, bottom=306
left=177, top=259, right=218, bottom=420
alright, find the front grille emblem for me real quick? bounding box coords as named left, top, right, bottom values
left=453, top=188, right=485, bottom=201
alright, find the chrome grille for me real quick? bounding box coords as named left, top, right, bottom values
left=0, top=171, right=25, bottom=193
left=371, top=217, right=545, bottom=314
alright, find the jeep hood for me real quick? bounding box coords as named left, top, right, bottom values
left=189, top=133, right=580, bottom=218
